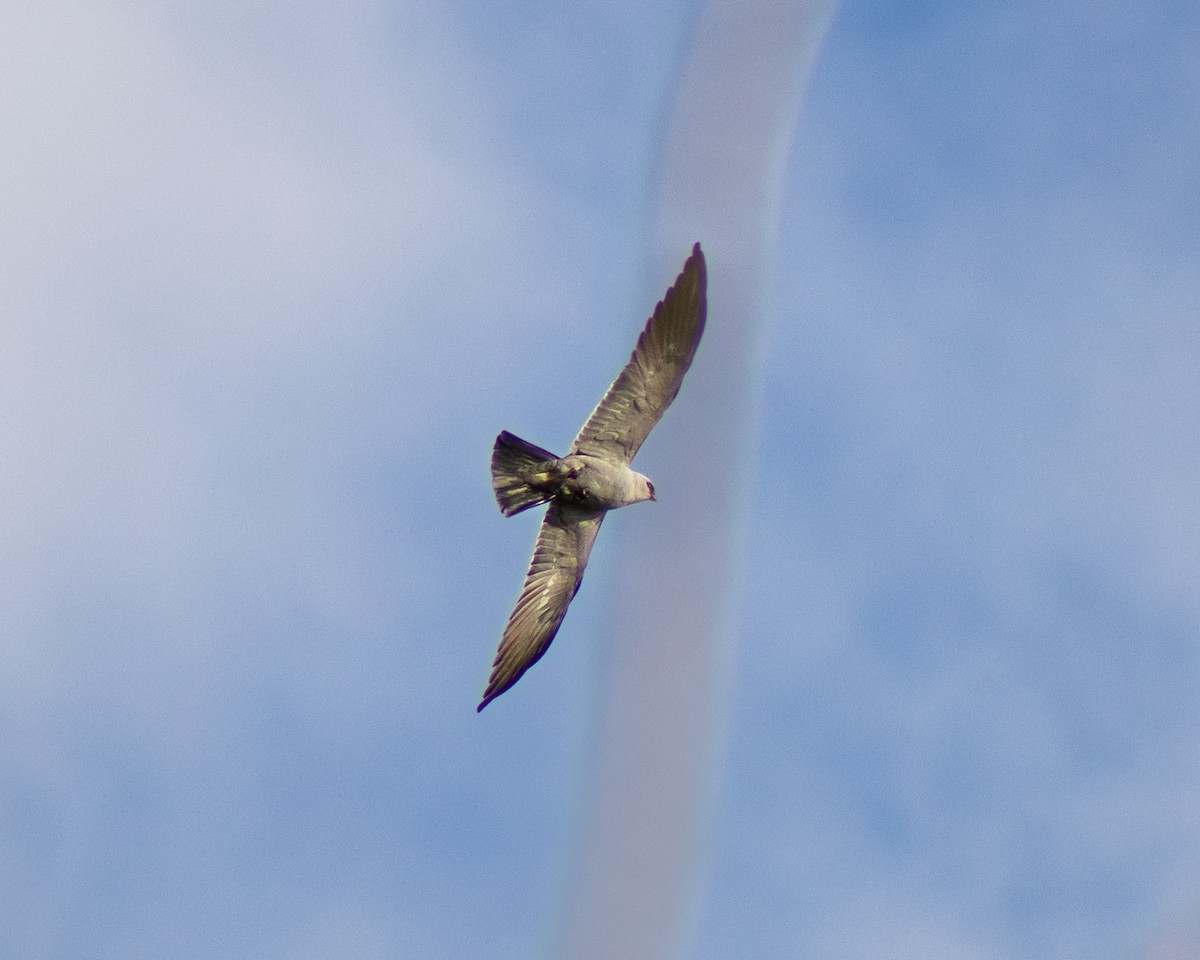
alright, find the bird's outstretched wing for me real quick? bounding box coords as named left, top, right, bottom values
left=478, top=502, right=604, bottom=711
left=571, top=243, right=707, bottom=464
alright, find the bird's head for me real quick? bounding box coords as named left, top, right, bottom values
left=636, top=473, right=656, bottom=504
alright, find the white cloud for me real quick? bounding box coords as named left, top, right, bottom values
left=684, top=1, right=1200, bottom=956
left=4, top=1, right=1200, bottom=958
left=0, top=3, right=589, bottom=955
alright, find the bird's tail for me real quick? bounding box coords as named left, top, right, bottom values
left=491, top=431, right=560, bottom=516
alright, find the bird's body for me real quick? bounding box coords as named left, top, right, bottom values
left=479, top=243, right=707, bottom=711
left=555, top=454, right=655, bottom=510
left=494, top=437, right=655, bottom=515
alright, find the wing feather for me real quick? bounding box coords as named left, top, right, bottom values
left=478, top=502, right=604, bottom=710
left=571, top=243, right=707, bottom=463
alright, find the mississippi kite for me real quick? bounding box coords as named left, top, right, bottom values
left=479, top=243, right=707, bottom=711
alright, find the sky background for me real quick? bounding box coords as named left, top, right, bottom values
left=3, top=1, right=1200, bottom=958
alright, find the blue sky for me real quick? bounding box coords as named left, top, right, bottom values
left=3, top=1, right=1200, bottom=958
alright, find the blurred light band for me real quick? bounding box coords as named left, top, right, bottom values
left=553, top=1, right=840, bottom=958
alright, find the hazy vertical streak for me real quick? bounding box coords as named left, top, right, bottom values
left=554, top=1, right=839, bottom=958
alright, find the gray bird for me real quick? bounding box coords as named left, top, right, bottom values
left=479, top=243, right=707, bottom=711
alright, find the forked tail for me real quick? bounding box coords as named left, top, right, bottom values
left=491, top=431, right=560, bottom=516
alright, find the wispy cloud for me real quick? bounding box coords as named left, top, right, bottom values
left=3, top=1, right=1199, bottom=958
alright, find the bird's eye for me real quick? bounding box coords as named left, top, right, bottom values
left=647, top=481, right=655, bottom=496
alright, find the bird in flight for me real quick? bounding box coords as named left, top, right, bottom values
left=479, top=243, right=707, bottom=711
